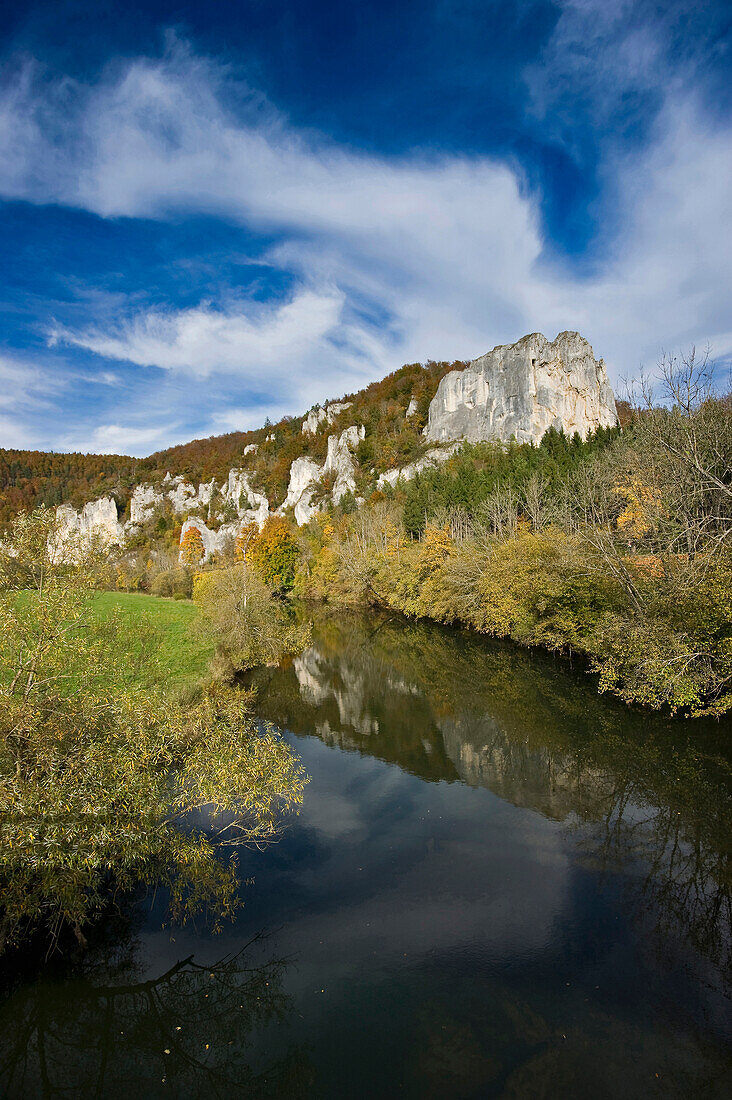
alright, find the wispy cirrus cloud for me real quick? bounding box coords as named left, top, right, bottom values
left=50, top=289, right=349, bottom=377
left=60, top=421, right=182, bottom=456
left=0, top=17, right=730, bottom=455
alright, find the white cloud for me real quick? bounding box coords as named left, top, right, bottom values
left=61, top=421, right=181, bottom=456
left=52, top=289, right=348, bottom=376
left=0, top=414, right=38, bottom=449
left=0, top=353, right=58, bottom=412
left=210, top=405, right=297, bottom=433
left=0, top=33, right=730, bottom=456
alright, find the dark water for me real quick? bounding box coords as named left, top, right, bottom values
left=2, top=609, right=731, bottom=1098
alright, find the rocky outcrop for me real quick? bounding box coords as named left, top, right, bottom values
left=57, top=496, right=123, bottom=548
left=280, top=457, right=323, bottom=526
left=280, top=425, right=365, bottom=524
left=376, top=444, right=459, bottom=489
left=301, top=401, right=353, bottom=434
left=128, top=468, right=269, bottom=531
left=425, top=331, right=617, bottom=445
left=222, top=469, right=270, bottom=527
left=324, top=424, right=365, bottom=503
left=179, top=517, right=240, bottom=562
left=61, top=463, right=271, bottom=558
left=130, top=476, right=212, bottom=525
left=129, top=484, right=161, bottom=525
left=406, top=396, right=418, bottom=418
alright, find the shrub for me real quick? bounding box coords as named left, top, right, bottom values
left=151, top=567, right=193, bottom=599
left=193, top=564, right=311, bottom=679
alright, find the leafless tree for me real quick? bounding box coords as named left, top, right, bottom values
left=521, top=472, right=549, bottom=531
left=476, top=486, right=519, bottom=540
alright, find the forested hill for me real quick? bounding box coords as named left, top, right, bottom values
left=0, top=359, right=463, bottom=525
left=0, top=450, right=139, bottom=522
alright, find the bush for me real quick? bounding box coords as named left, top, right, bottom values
left=193, top=564, right=311, bottom=679
left=151, top=567, right=193, bottom=599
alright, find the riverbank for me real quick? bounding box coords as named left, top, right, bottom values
left=295, top=522, right=732, bottom=719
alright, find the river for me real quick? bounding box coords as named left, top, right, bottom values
left=1, top=608, right=730, bottom=1097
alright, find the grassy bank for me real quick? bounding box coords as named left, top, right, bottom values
left=90, top=591, right=214, bottom=690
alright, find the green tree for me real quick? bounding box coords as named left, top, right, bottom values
left=245, top=516, right=300, bottom=592
left=0, top=508, right=307, bottom=952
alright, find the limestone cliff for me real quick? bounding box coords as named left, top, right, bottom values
left=278, top=424, right=365, bottom=525
left=53, top=328, right=619, bottom=555
left=57, top=497, right=123, bottom=548
left=279, top=457, right=323, bottom=526
left=425, top=331, right=617, bottom=445
left=301, top=401, right=353, bottom=434
left=376, top=444, right=459, bottom=489
left=179, top=517, right=241, bottom=560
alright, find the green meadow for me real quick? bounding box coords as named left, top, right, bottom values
left=90, top=591, right=214, bottom=691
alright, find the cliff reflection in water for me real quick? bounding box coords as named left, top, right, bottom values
left=250, top=609, right=731, bottom=978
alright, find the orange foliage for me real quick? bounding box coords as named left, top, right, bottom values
left=180, top=526, right=205, bottom=565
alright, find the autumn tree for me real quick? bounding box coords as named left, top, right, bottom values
left=235, top=521, right=259, bottom=562
left=193, top=565, right=311, bottom=680
left=180, top=525, right=205, bottom=565
left=244, top=516, right=300, bottom=592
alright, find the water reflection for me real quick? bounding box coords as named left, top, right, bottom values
left=250, top=609, right=732, bottom=981
left=3, top=608, right=730, bottom=1098
left=0, top=931, right=311, bottom=1098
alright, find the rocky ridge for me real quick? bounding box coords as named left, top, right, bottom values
left=54, top=332, right=617, bottom=559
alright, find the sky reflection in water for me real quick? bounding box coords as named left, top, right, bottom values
left=2, top=609, right=730, bottom=1097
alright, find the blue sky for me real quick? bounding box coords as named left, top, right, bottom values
left=1, top=0, right=730, bottom=455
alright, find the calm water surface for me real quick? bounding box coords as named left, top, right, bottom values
left=2, top=609, right=731, bottom=1097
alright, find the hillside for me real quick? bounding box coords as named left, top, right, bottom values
left=0, top=332, right=633, bottom=548
left=0, top=358, right=463, bottom=527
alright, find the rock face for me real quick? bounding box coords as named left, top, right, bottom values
left=377, top=444, right=459, bottom=489
left=425, top=331, right=617, bottom=445
left=130, top=476, right=213, bottom=524
left=179, top=517, right=240, bottom=562
left=301, top=401, right=353, bottom=434
left=279, top=425, right=365, bottom=525
left=324, top=424, right=364, bottom=503
left=61, top=463, right=272, bottom=560
left=57, top=497, right=123, bottom=548
left=280, top=457, right=323, bottom=526
left=223, top=470, right=270, bottom=527
left=129, top=484, right=161, bottom=525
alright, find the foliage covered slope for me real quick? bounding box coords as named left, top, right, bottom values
left=0, top=358, right=463, bottom=525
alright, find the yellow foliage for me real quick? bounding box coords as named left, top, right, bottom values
left=234, top=522, right=258, bottom=562
left=192, top=570, right=218, bottom=606
left=418, top=524, right=453, bottom=574
left=180, top=526, right=205, bottom=565
left=615, top=479, right=664, bottom=538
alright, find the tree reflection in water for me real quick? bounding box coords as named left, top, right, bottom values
left=0, top=930, right=311, bottom=1098
left=251, top=608, right=732, bottom=983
